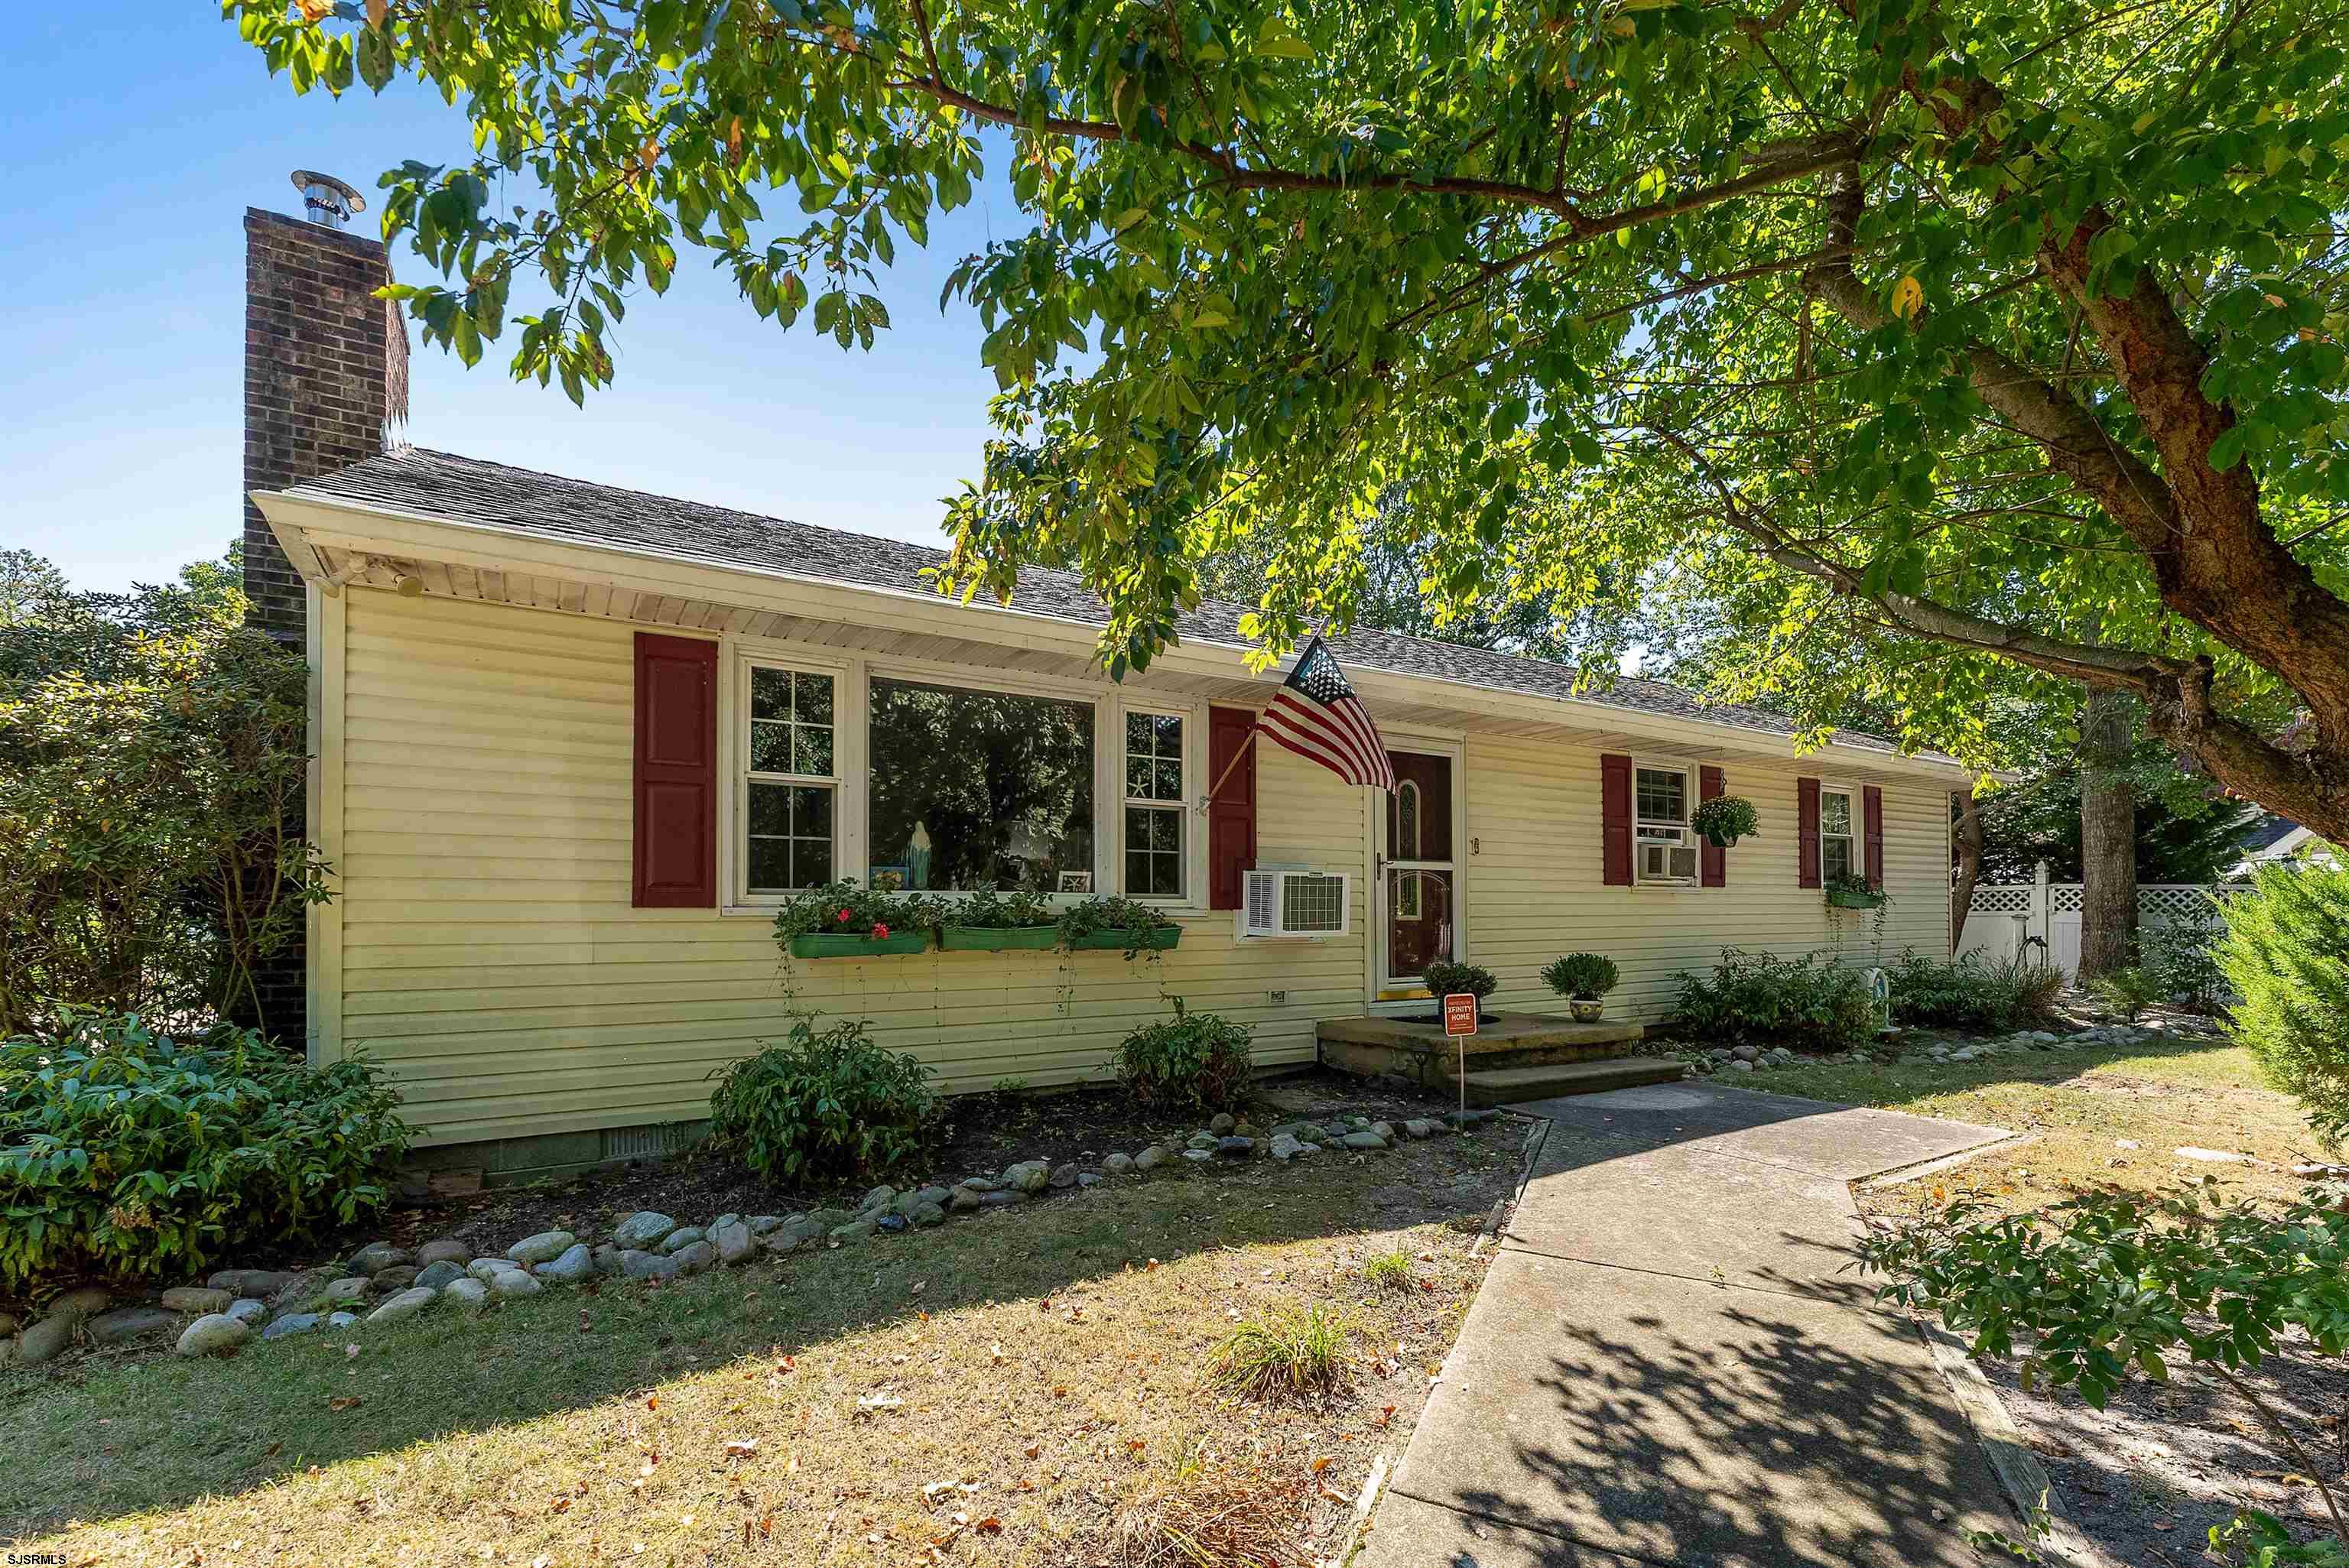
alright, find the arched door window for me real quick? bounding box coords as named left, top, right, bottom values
left=1395, top=779, right=1421, bottom=860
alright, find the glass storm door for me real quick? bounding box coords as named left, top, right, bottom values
left=1382, top=749, right=1457, bottom=990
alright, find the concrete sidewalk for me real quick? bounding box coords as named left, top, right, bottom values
left=1363, top=1083, right=2016, bottom=1568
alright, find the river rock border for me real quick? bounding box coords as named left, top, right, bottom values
left=0, top=1108, right=1500, bottom=1368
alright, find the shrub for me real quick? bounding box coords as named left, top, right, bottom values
left=1114, top=1000, right=1253, bottom=1113
left=1673, top=949, right=1878, bottom=1049
left=707, top=1017, right=938, bottom=1183
left=0, top=550, right=328, bottom=1040
left=2085, top=963, right=2162, bottom=1022
left=1541, top=952, right=1620, bottom=1001
left=1421, top=960, right=1497, bottom=1002
left=1210, top=1306, right=1354, bottom=1400
left=1863, top=1185, right=2349, bottom=1561
left=0, top=1009, right=414, bottom=1289
left=2141, top=918, right=2228, bottom=1011
left=2220, top=865, right=2349, bottom=1145
left=1883, top=952, right=2061, bottom=1031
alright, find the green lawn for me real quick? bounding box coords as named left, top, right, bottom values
left=1746, top=1034, right=2322, bottom=1219
left=2, top=1129, right=1519, bottom=1566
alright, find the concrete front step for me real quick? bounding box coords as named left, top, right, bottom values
left=1459, top=1056, right=1687, bottom=1106
left=1319, top=1011, right=1647, bottom=1092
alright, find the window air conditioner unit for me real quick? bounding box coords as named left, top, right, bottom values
left=1238, top=868, right=1351, bottom=940
left=1639, top=839, right=1700, bottom=883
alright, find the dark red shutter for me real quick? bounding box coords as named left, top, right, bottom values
left=1699, top=765, right=1727, bottom=888
left=632, top=632, right=719, bottom=908
left=1797, top=777, right=1822, bottom=889
left=1600, top=754, right=1633, bottom=886
left=1207, top=706, right=1258, bottom=911
left=1864, top=784, right=1886, bottom=891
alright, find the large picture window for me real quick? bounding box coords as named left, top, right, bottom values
left=868, top=676, right=1096, bottom=891
left=1123, top=710, right=1186, bottom=898
left=743, top=664, right=837, bottom=893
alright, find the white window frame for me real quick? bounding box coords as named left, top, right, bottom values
left=1818, top=782, right=1860, bottom=886
left=1632, top=758, right=1700, bottom=888
left=736, top=654, right=845, bottom=901
left=720, top=638, right=1206, bottom=914
left=1119, top=702, right=1194, bottom=904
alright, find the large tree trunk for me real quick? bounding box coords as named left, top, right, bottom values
left=2078, top=688, right=2139, bottom=979
left=1951, top=791, right=1983, bottom=954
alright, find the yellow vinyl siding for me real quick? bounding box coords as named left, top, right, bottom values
left=1464, top=735, right=1951, bottom=1018
left=336, top=591, right=1365, bottom=1147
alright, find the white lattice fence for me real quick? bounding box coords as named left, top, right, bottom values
left=1955, top=873, right=2235, bottom=978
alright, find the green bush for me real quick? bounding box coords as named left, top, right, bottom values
left=1883, top=952, right=2061, bottom=1031
left=1421, top=960, right=1498, bottom=1002
left=1674, top=949, right=1878, bottom=1049
left=0, top=1010, right=414, bottom=1290
left=707, top=1017, right=938, bottom=1183
left=1114, top=1000, right=1254, bottom=1113
left=2085, top=963, right=2163, bottom=1022
left=1541, top=952, right=1620, bottom=1001
left=2220, top=865, right=2349, bottom=1145
left=2142, top=919, right=2228, bottom=1011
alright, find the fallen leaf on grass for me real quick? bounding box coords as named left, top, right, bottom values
left=723, top=1439, right=758, bottom=1459
left=327, top=1396, right=363, bottom=1413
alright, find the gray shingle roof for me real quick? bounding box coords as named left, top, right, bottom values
left=290, top=446, right=1925, bottom=759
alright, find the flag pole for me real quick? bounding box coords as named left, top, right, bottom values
left=1201, top=726, right=1259, bottom=809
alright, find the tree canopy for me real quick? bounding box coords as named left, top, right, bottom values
left=230, top=0, right=2349, bottom=836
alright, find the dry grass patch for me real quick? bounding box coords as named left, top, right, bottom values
left=2, top=1125, right=1518, bottom=1566
left=1755, top=1035, right=2322, bottom=1221
left=1210, top=1306, right=1355, bottom=1401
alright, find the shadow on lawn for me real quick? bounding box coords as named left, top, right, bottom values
left=0, top=1135, right=1517, bottom=1537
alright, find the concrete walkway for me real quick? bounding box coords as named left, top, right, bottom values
left=1363, top=1083, right=2016, bottom=1568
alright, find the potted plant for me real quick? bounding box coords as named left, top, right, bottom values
left=1691, top=795, right=1759, bottom=849
left=1824, top=872, right=1887, bottom=911
left=938, top=888, right=1060, bottom=951
left=773, top=879, right=936, bottom=959
left=1420, top=959, right=1499, bottom=1020
left=1542, top=952, right=1621, bottom=1022
left=1058, top=894, right=1181, bottom=954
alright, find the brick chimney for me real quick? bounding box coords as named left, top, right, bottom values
left=239, top=182, right=409, bottom=1048
left=242, top=192, right=408, bottom=645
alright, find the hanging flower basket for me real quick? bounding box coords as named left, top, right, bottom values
left=788, top=931, right=931, bottom=959
left=1691, top=796, right=1759, bottom=850
left=939, top=926, right=1060, bottom=953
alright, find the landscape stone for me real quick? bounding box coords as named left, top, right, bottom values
left=1135, top=1146, right=1168, bottom=1170
left=747, top=1215, right=783, bottom=1236
left=372, top=1265, right=420, bottom=1290
left=861, top=1186, right=898, bottom=1213
left=1269, top=1122, right=1318, bottom=1141
left=442, top=1277, right=489, bottom=1309
left=507, top=1229, right=575, bottom=1266
left=1182, top=1148, right=1213, bottom=1162
left=224, top=1298, right=270, bottom=1326
left=366, top=1287, right=437, bottom=1325
left=1048, top=1164, right=1080, bottom=1189
left=18, top=1315, right=76, bottom=1365
left=766, top=1215, right=826, bottom=1248
left=710, top=1222, right=755, bottom=1267
left=618, top=1249, right=670, bottom=1280
left=415, top=1261, right=468, bottom=1290
left=468, top=1258, right=523, bottom=1283
left=491, top=1270, right=544, bottom=1300
left=1216, top=1136, right=1255, bottom=1158
left=915, top=1185, right=951, bottom=1208
left=613, top=1211, right=679, bottom=1249
left=948, top=1187, right=984, bottom=1213
left=1269, top=1135, right=1306, bottom=1161
left=416, top=1238, right=470, bottom=1267
left=1730, top=1060, right=1755, bottom=1072
left=1210, top=1112, right=1236, bottom=1134
left=176, top=1313, right=252, bottom=1357
left=912, top=1200, right=950, bottom=1224
left=327, top=1312, right=358, bottom=1328
left=668, top=1241, right=716, bottom=1274
left=1186, top=1133, right=1221, bottom=1151
left=161, top=1286, right=233, bottom=1315
left=1402, top=1118, right=1436, bottom=1139
left=261, top=1313, right=322, bottom=1341
left=1233, top=1119, right=1257, bottom=1138
left=89, top=1307, right=182, bottom=1345
left=209, top=1268, right=294, bottom=1297
left=1369, top=1122, right=1395, bottom=1140
left=875, top=1213, right=909, bottom=1233
left=1341, top=1131, right=1389, bottom=1151
left=323, top=1277, right=375, bottom=1303
left=711, top=1213, right=742, bottom=1234
left=537, top=1243, right=597, bottom=1282
left=593, top=1243, right=625, bottom=1274
left=1002, top=1161, right=1052, bottom=1193
left=976, top=1191, right=1023, bottom=1208
left=349, top=1242, right=413, bottom=1274
left=1102, top=1153, right=1135, bottom=1174
left=270, top=1270, right=332, bottom=1309
left=660, top=1227, right=707, bottom=1255
left=957, top=1177, right=1004, bottom=1193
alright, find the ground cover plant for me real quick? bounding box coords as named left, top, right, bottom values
left=0, top=1011, right=412, bottom=1290
left=0, top=1113, right=1520, bottom=1565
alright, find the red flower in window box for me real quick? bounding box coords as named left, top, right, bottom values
left=871, top=923, right=892, bottom=940
left=837, top=908, right=853, bottom=925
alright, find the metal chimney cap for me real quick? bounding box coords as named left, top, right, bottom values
left=290, top=169, right=366, bottom=226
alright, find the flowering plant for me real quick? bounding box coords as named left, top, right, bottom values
left=772, top=879, right=938, bottom=941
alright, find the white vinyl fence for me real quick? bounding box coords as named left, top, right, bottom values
left=1955, top=863, right=2240, bottom=979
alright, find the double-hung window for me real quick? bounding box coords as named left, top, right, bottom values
left=1634, top=763, right=1698, bottom=885
left=1819, top=786, right=1857, bottom=883
left=1123, top=709, right=1187, bottom=899
left=743, top=664, right=837, bottom=893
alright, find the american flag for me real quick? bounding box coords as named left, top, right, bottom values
left=1257, top=637, right=1395, bottom=791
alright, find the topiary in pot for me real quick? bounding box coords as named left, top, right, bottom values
left=1421, top=959, right=1499, bottom=1017
left=1542, top=952, right=1621, bottom=1021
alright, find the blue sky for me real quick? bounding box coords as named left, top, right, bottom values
left=0, top=11, right=1014, bottom=592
